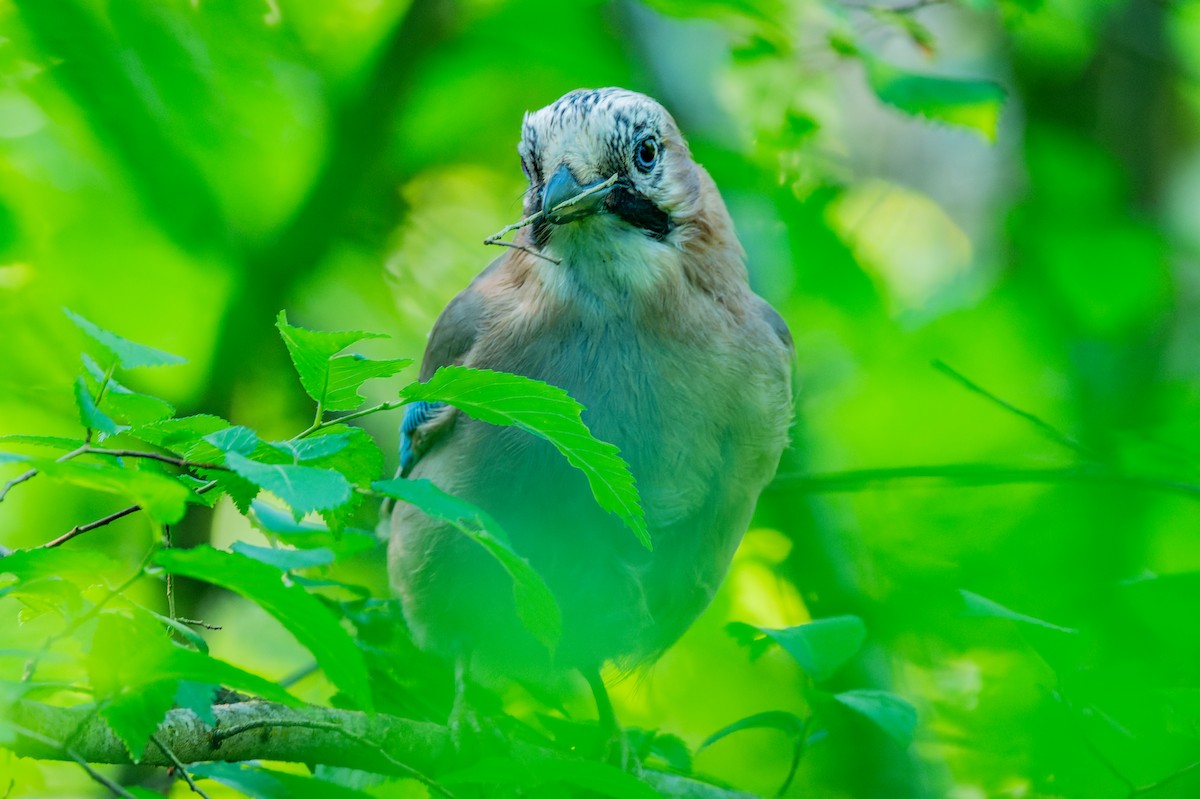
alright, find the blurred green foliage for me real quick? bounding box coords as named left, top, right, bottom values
left=3, top=0, right=1200, bottom=796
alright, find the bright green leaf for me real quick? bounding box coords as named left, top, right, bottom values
left=131, top=415, right=229, bottom=452
left=154, top=547, right=372, bottom=710
left=832, top=689, right=917, bottom=747
left=731, top=615, right=867, bottom=682
left=100, top=677, right=177, bottom=761
left=74, top=376, right=119, bottom=436
left=960, top=589, right=1078, bottom=634
left=442, top=757, right=658, bottom=799
left=861, top=54, right=1006, bottom=141
left=276, top=311, right=405, bottom=412
left=0, top=435, right=87, bottom=451
left=323, top=354, right=413, bottom=412
left=192, top=762, right=375, bottom=799
left=374, top=477, right=562, bottom=651
left=37, top=459, right=192, bottom=524
left=401, top=366, right=648, bottom=549
left=64, top=308, right=186, bottom=369
left=231, top=542, right=335, bottom=571
left=271, top=433, right=350, bottom=463
left=225, top=452, right=353, bottom=521
left=175, top=681, right=218, bottom=726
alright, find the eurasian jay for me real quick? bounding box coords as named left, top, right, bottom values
left=389, top=88, right=794, bottom=724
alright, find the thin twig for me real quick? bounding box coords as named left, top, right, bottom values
left=482, top=173, right=621, bottom=265
left=42, top=504, right=145, bottom=549
left=42, top=480, right=217, bottom=549
left=488, top=239, right=561, bottom=264
left=213, top=719, right=456, bottom=798
left=932, top=360, right=1097, bottom=458
left=151, top=735, right=211, bottom=799
left=177, top=618, right=222, bottom=631
left=483, top=209, right=544, bottom=245
left=0, top=444, right=89, bottom=504
left=79, top=448, right=226, bottom=471
left=5, top=723, right=137, bottom=799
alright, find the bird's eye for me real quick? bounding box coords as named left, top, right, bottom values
left=634, top=137, right=659, bottom=173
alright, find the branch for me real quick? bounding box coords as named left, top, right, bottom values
left=6, top=700, right=759, bottom=799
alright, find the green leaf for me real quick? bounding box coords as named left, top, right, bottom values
left=74, top=375, right=119, bottom=436
left=204, top=426, right=262, bottom=457
left=373, top=477, right=562, bottom=651
left=402, top=366, right=648, bottom=549
left=276, top=311, right=409, bottom=412
left=192, top=763, right=375, bottom=799
left=861, top=54, right=1006, bottom=141
left=175, top=680, right=218, bottom=726
left=271, top=433, right=351, bottom=463
left=64, top=308, right=186, bottom=369
left=0, top=435, right=87, bottom=450
left=730, top=615, right=867, bottom=682
left=100, top=677, right=177, bottom=761
left=154, top=546, right=372, bottom=710
left=82, top=353, right=175, bottom=426
left=0, top=548, right=120, bottom=583
left=442, top=757, right=658, bottom=799
left=37, top=458, right=192, bottom=524
left=231, top=542, right=336, bottom=571
left=131, top=415, right=229, bottom=452
left=700, top=710, right=806, bottom=750
left=832, top=689, right=917, bottom=747
left=225, top=452, right=353, bottom=521
left=323, top=354, right=413, bottom=412
left=960, top=589, right=1078, bottom=634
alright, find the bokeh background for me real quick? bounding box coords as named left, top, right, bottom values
left=2, top=0, right=1199, bottom=796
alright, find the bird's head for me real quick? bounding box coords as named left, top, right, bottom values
left=516, top=88, right=740, bottom=300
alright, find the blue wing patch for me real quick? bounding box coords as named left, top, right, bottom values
left=400, top=400, right=447, bottom=476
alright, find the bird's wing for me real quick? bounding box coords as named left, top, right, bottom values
left=399, top=257, right=503, bottom=476
left=754, top=296, right=794, bottom=355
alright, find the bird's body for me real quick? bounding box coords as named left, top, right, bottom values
left=389, top=88, right=793, bottom=681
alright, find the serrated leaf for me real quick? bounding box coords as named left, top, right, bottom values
left=276, top=311, right=405, bottom=412
left=0, top=435, right=87, bottom=450
left=100, top=677, right=177, bottom=761
left=225, top=452, right=353, bottom=521
left=204, top=426, right=262, bottom=457
left=37, top=459, right=191, bottom=524
left=401, top=366, right=648, bottom=549
left=81, top=353, right=175, bottom=426
left=960, top=589, right=1077, bottom=633
left=64, top=308, right=186, bottom=369
left=832, top=689, right=917, bottom=747
left=75, top=376, right=119, bottom=436
left=0, top=547, right=120, bottom=583
left=231, top=542, right=335, bottom=571
left=374, top=477, right=561, bottom=651
left=731, top=615, right=867, bottom=682
left=700, top=710, right=806, bottom=750
left=323, top=354, right=413, bottom=412
left=192, top=763, right=375, bottom=799
left=131, top=415, right=229, bottom=451
left=271, top=433, right=350, bottom=463
left=862, top=54, right=1006, bottom=141
left=154, top=547, right=372, bottom=710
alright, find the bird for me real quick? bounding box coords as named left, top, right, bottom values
left=388, top=87, right=794, bottom=732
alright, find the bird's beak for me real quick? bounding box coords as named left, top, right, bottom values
left=542, top=164, right=616, bottom=224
